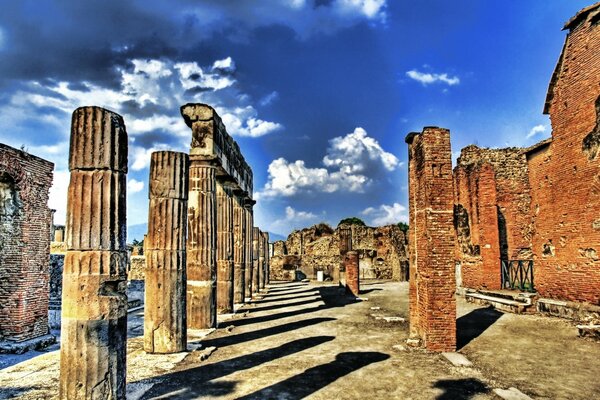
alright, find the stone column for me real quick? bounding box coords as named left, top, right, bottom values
left=144, top=151, right=189, bottom=354
left=263, top=232, right=270, bottom=286
left=406, top=127, right=456, bottom=352
left=187, top=160, right=217, bottom=329
left=60, top=106, right=128, bottom=399
left=216, top=181, right=234, bottom=314
left=244, top=205, right=254, bottom=297
left=252, top=227, right=260, bottom=294
left=344, top=251, right=360, bottom=296
left=258, top=230, right=265, bottom=290
left=233, top=194, right=246, bottom=304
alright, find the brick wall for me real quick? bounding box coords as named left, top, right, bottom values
left=530, top=6, right=600, bottom=304
left=406, top=127, right=456, bottom=352
left=0, top=143, right=54, bottom=342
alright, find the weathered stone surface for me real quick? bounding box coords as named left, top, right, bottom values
left=187, top=162, right=217, bottom=329
left=262, top=231, right=270, bottom=285
left=345, top=251, right=359, bottom=296
left=258, top=230, right=265, bottom=289
left=406, top=126, right=456, bottom=352
left=145, top=151, right=188, bottom=354
left=233, top=194, right=245, bottom=304
left=244, top=204, right=254, bottom=297
left=216, top=181, right=234, bottom=314
left=60, top=106, right=128, bottom=399
left=0, top=143, right=53, bottom=346
left=180, top=103, right=252, bottom=196
left=252, top=227, right=260, bottom=293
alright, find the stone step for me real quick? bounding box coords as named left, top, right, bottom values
left=477, top=289, right=536, bottom=305
left=465, top=292, right=533, bottom=314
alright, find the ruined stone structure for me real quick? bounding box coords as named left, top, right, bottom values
left=270, top=223, right=408, bottom=282
left=454, top=4, right=600, bottom=309
left=344, top=251, right=360, bottom=296
left=0, top=143, right=54, bottom=349
left=262, top=231, right=270, bottom=286
left=59, top=106, right=128, bottom=398
left=233, top=194, right=246, bottom=304
left=216, top=181, right=234, bottom=313
left=244, top=202, right=254, bottom=298
left=252, top=227, right=261, bottom=293
left=406, top=127, right=456, bottom=352
left=182, top=104, right=254, bottom=328
left=144, top=151, right=189, bottom=353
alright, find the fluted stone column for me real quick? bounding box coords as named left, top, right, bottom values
left=262, top=232, right=270, bottom=287
left=258, top=230, right=266, bottom=290
left=252, top=227, right=261, bottom=294
left=59, top=106, right=128, bottom=399
left=216, top=181, right=234, bottom=314
left=187, top=161, right=217, bottom=329
left=144, top=151, right=189, bottom=354
left=233, top=194, right=246, bottom=304
left=244, top=205, right=254, bottom=298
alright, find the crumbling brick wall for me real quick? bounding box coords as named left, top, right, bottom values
left=0, top=143, right=54, bottom=342
left=531, top=5, right=600, bottom=304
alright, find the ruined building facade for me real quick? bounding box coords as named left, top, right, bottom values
left=454, top=4, right=600, bottom=306
left=0, top=143, right=54, bottom=347
left=270, top=223, right=408, bottom=282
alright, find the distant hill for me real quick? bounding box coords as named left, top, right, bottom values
left=127, top=223, right=286, bottom=244
left=128, top=223, right=147, bottom=243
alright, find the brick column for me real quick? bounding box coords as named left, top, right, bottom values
left=477, top=163, right=501, bottom=290
left=216, top=181, right=234, bottom=314
left=406, top=127, right=456, bottom=352
left=252, top=227, right=260, bottom=294
left=187, top=160, right=217, bottom=329
left=60, top=106, right=128, bottom=399
left=144, top=151, right=189, bottom=353
left=244, top=205, right=254, bottom=297
left=344, top=251, right=360, bottom=296
left=233, top=194, right=246, bottom=304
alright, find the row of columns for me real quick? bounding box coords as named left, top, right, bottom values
left=59, top=105, right=270, bottom=399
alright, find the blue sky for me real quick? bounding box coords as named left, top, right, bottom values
left=0, top=0, right=592, bottom=239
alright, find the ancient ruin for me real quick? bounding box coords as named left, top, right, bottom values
left=0, top=143, right=54, bottom=351
left=59, top=106, right=129, bottom=398
left=406, top=127, right=457, bottom=352
left=144, top=151, right=189, bottom=354
left=270, top=223, right=408, bottom=283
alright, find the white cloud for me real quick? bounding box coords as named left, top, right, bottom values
left=335, top=0, right=387, bottom=21
left=362, top=202, right=408, bottom=226
left=212, top=57, right=236, bottom=72
left=127, top=178, right=145, bottom=194
left=270, top=206, right=320, bottom=234
left=406, top=69, right=460, bottom=86
left=48, top=169, right=70, bottom=225
left=130, top=145, right=172, bottom=171
left=257, top=127, right=399, bottom=198
left=260, top=91, right=279, bottom=107
left=220, top=106, right=283, bottom=137
left=526, top=124, right=547, bottom=139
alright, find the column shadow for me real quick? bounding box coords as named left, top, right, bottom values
left=252, top=291, right=320, bottom=304
left=236, top=351, right=390, bottom=400
left=456, top=306, right=503, bottom=350
left=248, top=297, right=322, bottom=313
left=139, top=336, right=335, bottom=399
left=433, top=378, right=490, bottom=400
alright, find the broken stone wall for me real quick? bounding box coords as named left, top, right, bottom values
left=530, top=8, right=600, bottom=304
left=0, top=143, right=54, bottom=343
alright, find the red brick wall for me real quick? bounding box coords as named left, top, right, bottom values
left=406, top=127, right=456, bottom=352
left=530, top=8, right=600, bottom=304
left=0, top=143, right=54, bottom=342
left=454, top=162, right=502, bottom=289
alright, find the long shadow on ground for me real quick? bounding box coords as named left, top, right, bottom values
left=140, top=336, right=335, bottom=399
left=433, top=378, right=491, bottom=400
left=456, top=306, right=503, bottom=350
left=247, top=297, right=322, bottom=313
left=236, top=352, right=390, bottom=400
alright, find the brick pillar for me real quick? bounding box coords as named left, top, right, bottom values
left=233, top=194, right=245, bottom=304
left=258, top=229, right=265, bottom=290
left=252, top=227, right=260, bottom=294
left=187, top=160, right=217, bottom=329
left=478, top=163, right=501, bottom=290
left=344, top=251, right=360, bottom=296
left=60, top=106, right=128, bottom=399
left=244, top=205, right=254, bottom=297
left=216, top=181, right=234, bottom=314
left=406, top=127, right=456, bottom=352
left=144, top=151, right=189, bottom=354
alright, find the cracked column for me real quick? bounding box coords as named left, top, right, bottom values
left=144, top=151, right=189, bottom=354
left=181, top=103, right=254, bottom=327
left=59, top=106, right=128, bottom=399
left=233, top=193, right=246, bottom=304
left=216, top=181, right=234, bottom=314
left=244, top=203, right=254, bottom=298
left=406, top=127, right=456, bottom=352
left=252, top=227, right=260, bottom=294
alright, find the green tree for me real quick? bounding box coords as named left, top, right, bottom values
left=338, top=217, right=366, bottom=227
left=397, top=222, right=409, bottom=233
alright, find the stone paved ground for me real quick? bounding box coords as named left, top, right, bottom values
left=1, top=281, right=599, bottom=399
